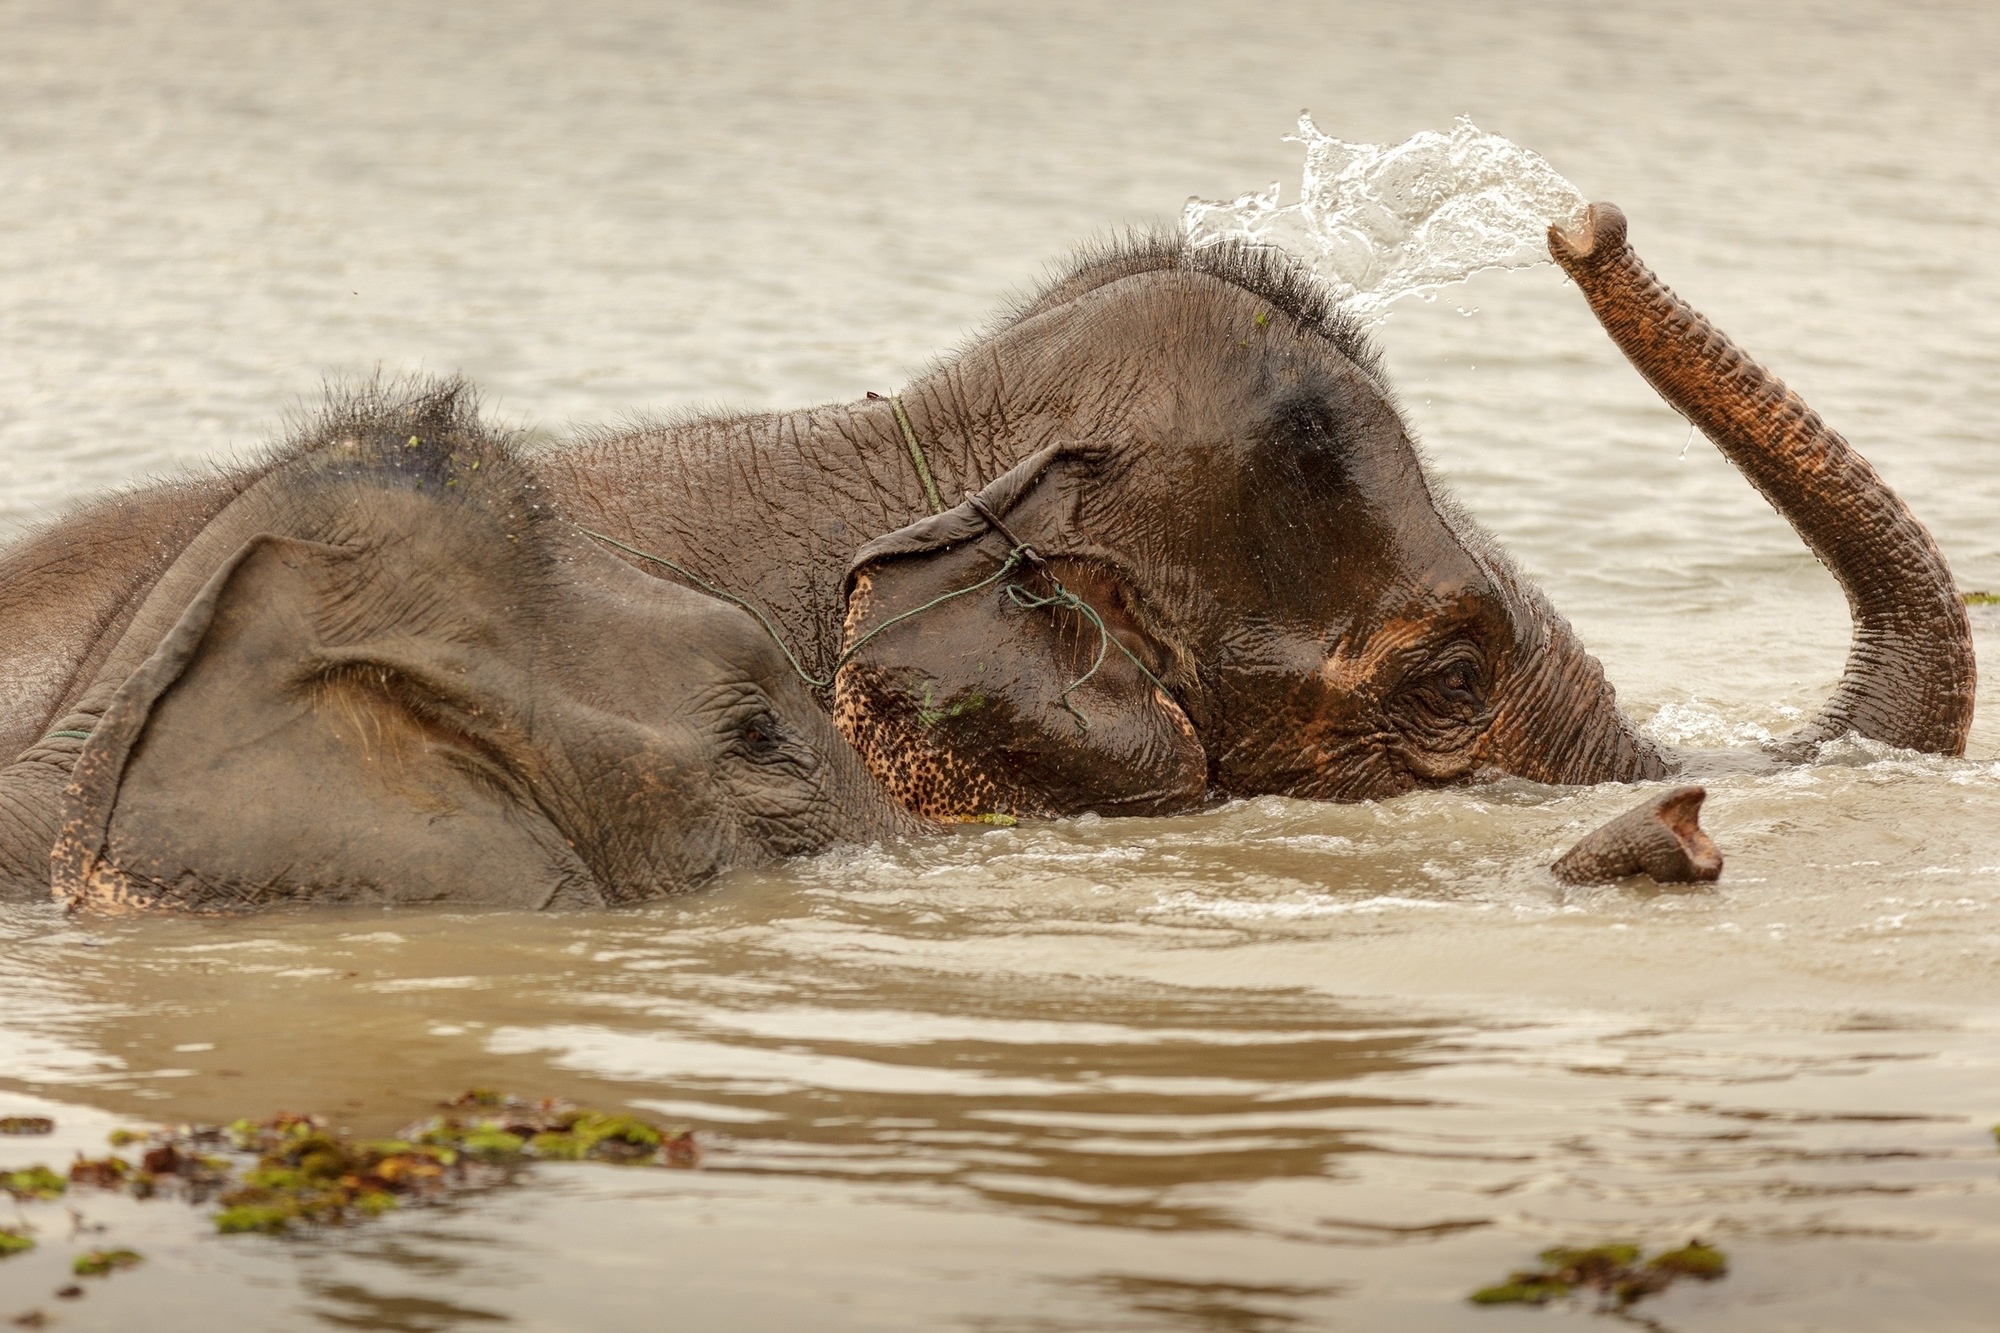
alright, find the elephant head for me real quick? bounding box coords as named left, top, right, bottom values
left=832, top=213, right=1971, bottom=819
left=51, top=382, right=914, bottom=912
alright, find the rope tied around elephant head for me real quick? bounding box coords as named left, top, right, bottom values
left=575, top=508, right=1170, bottom=731
left=957, top=489, right=1171, bottom=727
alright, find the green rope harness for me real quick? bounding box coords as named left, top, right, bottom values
left=576, top=526, right=1170, bottom=730
left=1001, top=582, right=1170, bottom=729
left=890, top=394, right=947, bottom=515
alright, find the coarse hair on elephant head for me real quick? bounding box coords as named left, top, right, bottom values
left=36, top=378, right=914, bottom=912
left=831, top=216, right=1970, bottom=820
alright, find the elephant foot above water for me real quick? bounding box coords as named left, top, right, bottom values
left=1551, top=786, right=1722, bottom=887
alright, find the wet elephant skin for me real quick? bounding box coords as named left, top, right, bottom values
left=0, top=382, right=915, bottom=911
left=0, top=210, right=1973, bottom=825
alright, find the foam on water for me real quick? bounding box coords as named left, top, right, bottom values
left=1183, top=113, right=1589, bottom=318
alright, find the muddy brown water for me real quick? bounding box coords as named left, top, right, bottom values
left=4, top=2, right=2000, bottom=1329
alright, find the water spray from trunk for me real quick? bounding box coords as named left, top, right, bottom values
left=1184, top=114, right=1588, bottom=318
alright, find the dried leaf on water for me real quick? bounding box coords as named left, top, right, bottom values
left=67, top=1156, right=131, bottom=1189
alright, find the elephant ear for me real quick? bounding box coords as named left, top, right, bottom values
left=53, top=535, right=602, bottom=913
left=832, top=447, right=1207, bottom=821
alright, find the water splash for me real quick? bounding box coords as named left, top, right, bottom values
left=1184, top=114, right=1588, bottom=319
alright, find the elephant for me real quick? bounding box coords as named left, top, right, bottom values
left=542, top=202, right=1974, bottom=818
left=0, top=202, right=1974, bottom=833
left=0, top=382, right=916, bottom=911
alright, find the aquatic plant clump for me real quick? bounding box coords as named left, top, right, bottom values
left=71, top=1249, right=142, bottom=1277
left=29, top=1093, right=696, bottom=1240
left=1469, top=1240, right=1728, bottom=1310
left=209, top=1111, right=460, bottom=1234
left=405, top=1089, right=699, bottom=1169
left=2, top=1166, right=67, bottom=1201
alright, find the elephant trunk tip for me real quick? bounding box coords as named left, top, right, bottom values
left=1551, top=784, right=1723, bottom=887
left=1548, top=201, right=1629, bottom=272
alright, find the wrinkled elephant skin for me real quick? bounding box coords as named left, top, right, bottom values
left=0, top=383, right=915, bottom=911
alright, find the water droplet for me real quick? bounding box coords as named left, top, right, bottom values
left=1681, top=421, right=1698, bottom=459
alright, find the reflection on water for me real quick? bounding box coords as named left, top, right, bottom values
left=5, top=0, right=2000, bottom=1328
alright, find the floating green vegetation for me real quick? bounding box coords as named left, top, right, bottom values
left=2, top=1167, right=66, bottom=1201
left=0, top=1228, right=33, bottom=1258
left=39, top=1092, right=695, bottom=1239
left=71, top=1249, right=142, bottom=1278
left=1963, top=591, right=2000, bottom=606
left=1469, top=1240, right=1728, bottom=1311
left=0, top=1117, right=54, bottom=1136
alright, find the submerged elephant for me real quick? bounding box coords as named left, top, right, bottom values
left=0, top=385, right=914, bottom=910
left=0, top=202, right=1974, bottom=831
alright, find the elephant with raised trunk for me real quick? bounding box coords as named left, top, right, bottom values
left=548, top=205, right=1972, bottom=819
left=0, top=383, right=916, bottom=910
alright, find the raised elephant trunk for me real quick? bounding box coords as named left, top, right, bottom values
left=1549, top=203, right=1975, bottom=757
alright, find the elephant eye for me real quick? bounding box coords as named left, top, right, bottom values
left=1413, top=652, right=1486, bottom=718
left=1437, top=662, right=1477, bottom=698
left=730, top=708, right=813, bottom=778
left=739, top=711, right=781, bottom=755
